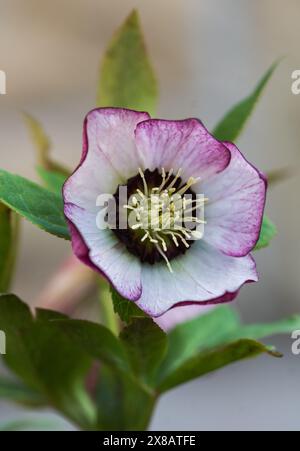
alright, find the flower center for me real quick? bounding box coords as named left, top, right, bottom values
left=112, top=168, right=207, bottom=272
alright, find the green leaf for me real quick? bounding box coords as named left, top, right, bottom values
left=254, top=215, right=277, bottom=250
left=54, top=319, right=130, bottom=374
left=157, top=339, right=281, bottom=393
left=0, top=203, right=19, bottom=292
left=96, top=365, right=155, bottom=431
left=54, top=314, right=157, bottom=430
left=35, top=308, right=68, bottom=322
left=0, top=170, right=70, bottom=240
left=23, top=113, right=50, bottom=160
left=120, top=318, right=167, bottom=386
left=267, top=167, right=295, bottom=186
left=36, top=167, right=66, bottom=195
left=158, top=306, right=300, bottom=390
left=0, top=417, right=66, bottom=431
left=111, top=288, right=146, bottom=324
left=158, top=306, right=240, bottom=379
left=23, top=113, right=70, bottom=177
left=0, top=295, right=96, bottom=429
left=97, top=10, right=158, bottom=115
left=0, top=375, right=45, bottom=406
left=229, top=314, right=300, bottom=342
left=213, top=61, right=279, bottom=142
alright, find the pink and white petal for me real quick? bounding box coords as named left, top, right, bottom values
left=85, top=108, right=150, bottom=181
left=63, top=150, right=120, bottom=214
left=64, top=203, right=142, bottom=301
left=90, top=244, right=142, bottom=301
left=63, top=108, right=150, bottom=213
left=201, top=142, right=266, bottom=257
left=136, top=241, right=257, bottom=317
left=134, top=119, right=230, bottom=183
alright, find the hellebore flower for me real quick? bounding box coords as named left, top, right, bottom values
left=63, top=108, right=266, bottom=317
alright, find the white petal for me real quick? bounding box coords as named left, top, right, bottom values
left=64, top=203, right=142, bottom=301
left=86, top=108, right=150, bottom=181
left=136, top=241, right=257, bottom=317
left=63, top=108, right=150, bottom=213
left=134, top=118, right=230, bottom=183
left=201, top=142, right=266, bottom=256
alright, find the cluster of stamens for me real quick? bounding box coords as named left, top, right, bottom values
left=123, top=168, right=207, bottom=272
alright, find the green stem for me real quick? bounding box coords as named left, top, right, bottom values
left=98, top=278, right=119, bottom=335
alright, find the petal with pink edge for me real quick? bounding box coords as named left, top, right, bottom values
left=64, top=203, right=142, bottom=301
left=84, top=107, right=150, bottom=181
left=201, top=142, right=266, bottom=257
left=134, top=119, right=231, bottom=183
left=63, top=108, right=150, bottom=212
left=136, top=241, right=257, bottom=317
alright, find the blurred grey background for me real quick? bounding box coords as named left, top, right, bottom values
left=0, top=0, right=299, bottom=431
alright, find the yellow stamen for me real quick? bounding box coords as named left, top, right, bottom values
left=123, top=167, right=206, bottom=273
